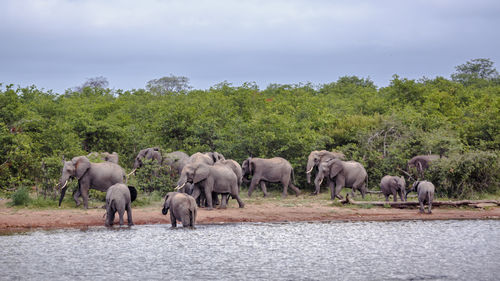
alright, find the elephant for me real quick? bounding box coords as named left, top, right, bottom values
left=87, top=152, right=119, bottom=164
left=133, top=147, right=189, bottom=175
left=306, top=150, right=345, bottom=195
left=406, top=181, right=435, bottom=214
left=105, top=183, right=137, bottom=227
left=242, top=157, right=301, bottom=198
left=176, top=152, right=215, bottom=194
left=162, top=192, right=197, bottom=228
left=318, top=158, right=368, bottom=200
left=203, top=151, right=225, bottom=163
left=133, top=147, right=163, bottom=170
left=58, top=156, right=126, bottom=209
left=380, top=175, right=406, bottom=202
left=175, top=162, right=244, bottom=210
left=407, top=155, right=441, bottom=178
left=219, top=159, right=243, bottom=188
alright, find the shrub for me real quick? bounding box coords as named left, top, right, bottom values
left=135, top=159, right=176, bottom=195
left=10, top=187, right=31, bottom=206
left=427, top=151, right=499, bottom=199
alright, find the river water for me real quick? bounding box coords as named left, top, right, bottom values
left=1, top=220, right=499, bottom=280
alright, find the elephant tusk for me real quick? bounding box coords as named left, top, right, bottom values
left=60, top=180, right=68, bottom=190
left=126, top=168, right=137, bottom=177
left=318, top=179, right=323, bottom=186
left=306, top=167, right=314, bottom=174
left=175, top=182, right=186, bottom=190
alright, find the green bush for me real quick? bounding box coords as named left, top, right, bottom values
left=427, top=151, right=499, bottom=199
left=134, top=159, right=176, bottom=195
left=10, top=186, right=31, bottom=206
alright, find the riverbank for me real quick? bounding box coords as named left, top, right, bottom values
left=1, top=194, right=499, bottom=232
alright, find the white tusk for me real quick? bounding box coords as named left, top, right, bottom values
left=175, top=182, right=186, bottom=190
left=60, top=180, right=68, bottom=190
left=126, top=168, right=137, bottom=177
left=318, top=179, right=323, bottom=186
left=306, top=167, right=314, bottom=174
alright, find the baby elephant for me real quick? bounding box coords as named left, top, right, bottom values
left=380, top=175, right=406, bottom=202
left=407, top=181, right=435, bottom=214
left=162, top=192, right=197, bottom=228
left=105, top=184, right=137, bottom=227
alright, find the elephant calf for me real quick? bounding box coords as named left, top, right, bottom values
left=380, top=175, right=406, bottom=202
left=407, top=181, right=435, bottom=214
left=162, top=192, right=197, bottom=228
left=105, top=184, right=137, bottom=227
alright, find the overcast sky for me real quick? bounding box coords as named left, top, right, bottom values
left=1, top=0, right=499, bottom=93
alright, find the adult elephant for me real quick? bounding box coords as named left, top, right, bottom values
left=175, top=162, right=244, bottom=210
left=318, top=158, right=368, bottom=200
left=204, top=151, right=225, bottom=163
left=133, top=147, right=189, bottom=174
left=58, top=156, right=126, bottom=209
left=219, top=159, right=243, bottom=188
left=380, top=175, right=406, bottom=202
left=306, top=150, right=345, bottom=195
left=242, top=157, right=301, bottom=198
left=87, top=152, right=119, bottom=164
left=177, top=152, right=215, bottom=194
left=407, top=155, right=441, bottom=177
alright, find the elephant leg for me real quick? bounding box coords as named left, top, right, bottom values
left=384, top=195, right=389, bottom=202
left=170, top=212, right=177, bottom=228
left=232, top=193, right=245, bottom=208
left=392, top=190, right=398, bottom=202
left=204, top=188, right=213, bottom=210
left=248, top=177, right=260, bottom=197
left=260, top=181, right=268, bottom=197
left=289, top=182, right=301, bottom=197
left=105, top=205, right=113, bottom=227
left=219, top=194, right=228, bottom=209
left=419, top=201, right=425, bottom=213
left=118, top=208, right=125, bottom=226
left=334, top=184, right=344, bottom=200
left=213, top=192, right=220, bottom=206
left=127, top=204, right=133, bottom=226
left=313, top=174, right=323, bottom=195
left=73, top=187, right=81, bottom=207
left=428, top=200, right=432, bottom=214
left=80, top=187, right=89, bottom=209
left=281, top=178, right=290, bottom=198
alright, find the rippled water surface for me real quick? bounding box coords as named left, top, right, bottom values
left=1, top=220, right=499, bottom=280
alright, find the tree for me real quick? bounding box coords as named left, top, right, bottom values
left=73, top=76, right=109, bottom=92
left=146, top=75, right=192, bottom=95
left=451, top=58, right=499, bottom=85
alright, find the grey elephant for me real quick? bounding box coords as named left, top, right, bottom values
left=132, top=147, right=163, bottom=170
left=306, top=150, right=345, bottom=195
left=58, top=156, right=126, bottom=209
left=162, top=192, right=197, bottom=228
left=87, top=152, right=119, bottom=164
left=219, top=159, right=243, bottom=188
left=177, top=152, right=216, bottom=194
left=380, top=175, right=406, bottom=202
left=242, top=157, right=301, bottom=198
left=105, top=184, right=137, bottom=227
left=406, top=181, right=435, bottom=214
left=318, top=159, right=368, bottom=200
left=407, top=155, right=441, bottom=177
left=204, top=151, right=225, bottom=163
left=162, top=151, right=190, bottom=174
left=175, top=162, right=244, bottom=209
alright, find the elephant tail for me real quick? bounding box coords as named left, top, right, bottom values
left=128, top=186, right=138, bottom=202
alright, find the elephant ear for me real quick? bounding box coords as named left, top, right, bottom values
left=193, top=164, right=210, bottom=184
left=128, top=186, right=137, bottom=202
left=250, top=159, right=256, bottom=175
left=73, top=156, right=91, bottom=179
left=329, top=160, right=343, bottom=178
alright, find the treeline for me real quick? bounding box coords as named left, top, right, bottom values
left=0, top=60, right=499, bottom=199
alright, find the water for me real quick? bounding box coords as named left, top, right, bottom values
left=1, top=220, right=499, bottom=280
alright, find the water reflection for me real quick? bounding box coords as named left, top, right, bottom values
left=1, top=220, right=499, bottom=280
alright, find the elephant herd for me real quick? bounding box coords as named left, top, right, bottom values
left=57, top=148, right=439, bottom=227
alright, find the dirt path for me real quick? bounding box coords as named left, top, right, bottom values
left=1, top=198, right=499, bottom=233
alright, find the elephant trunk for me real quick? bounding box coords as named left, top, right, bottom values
left=58, top=185, right=68, bottom=206
left=162, top=207, right=169, bottom=215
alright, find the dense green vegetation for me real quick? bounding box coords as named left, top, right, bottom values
left=0, top=59, right=498, bottom=201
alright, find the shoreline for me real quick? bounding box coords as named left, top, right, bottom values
left=1, top=199, right=499, bottom=234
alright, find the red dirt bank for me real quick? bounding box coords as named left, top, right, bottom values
left=1, top=199, right=499, bottom=232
